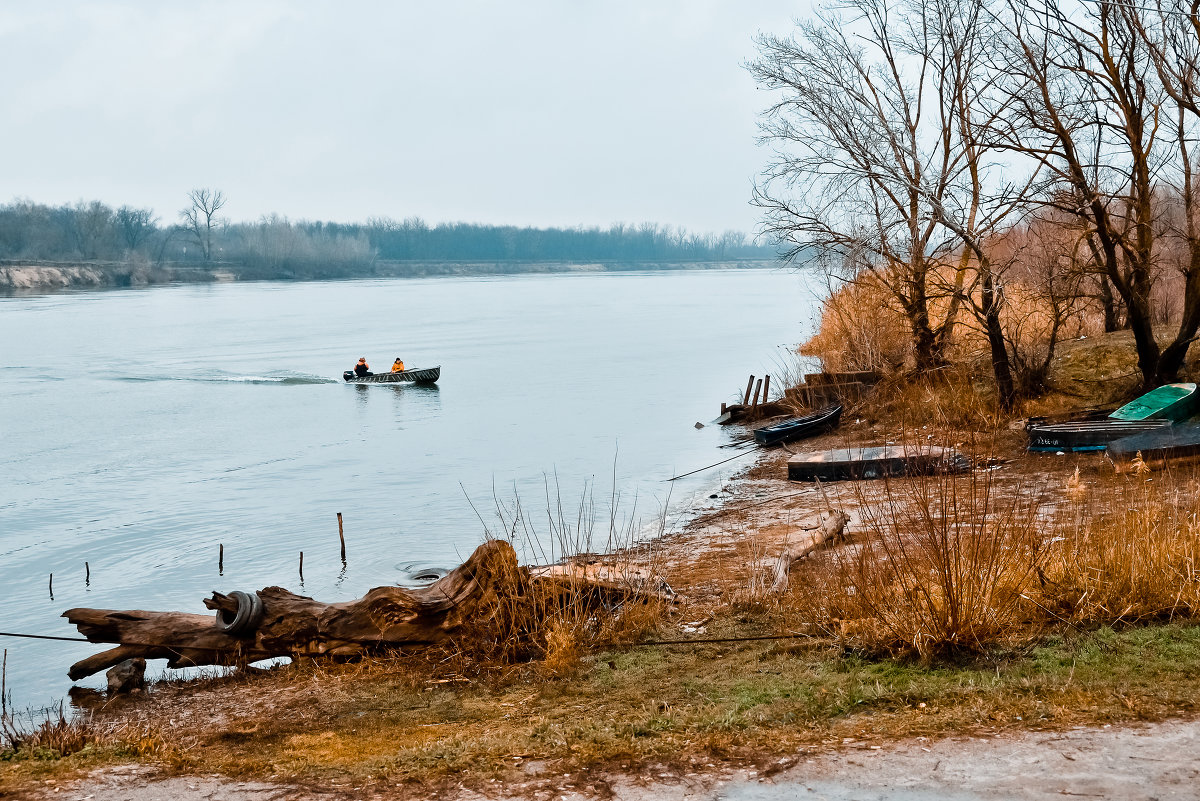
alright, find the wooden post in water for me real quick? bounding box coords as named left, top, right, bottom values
left=762, top=374, right=771, bottom=404
left=85, top=562, right=90, bottom=587
left=219, top=544, right=224, bottom=574
left=299, top=551, right=304, bottom=581
left=720, top=402, right=727, bottom=415
left=751, top=379, right=763, bottom=411
left=337, top=512, right=346, bottom=563
left=743, top=375, right=756, bottom=405
left=48, top=573, right=53, bottom=599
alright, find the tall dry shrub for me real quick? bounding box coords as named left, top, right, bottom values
left=450, top=481, right=668, bottom=669
left=800, top=274, right=911, bottom=374
left=788, top=469, right=1045, bottom=658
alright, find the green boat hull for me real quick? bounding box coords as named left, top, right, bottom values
left=1109, top=383, right=1199, bottom=422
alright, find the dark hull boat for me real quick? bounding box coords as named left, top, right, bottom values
left=1107, top=423, right=1200, bottom=469
left=753, top=404, right=843, bottom=446
left=343, top=365, right=441, bottom=385
left=1026, top=419, right=1171, bottom=452
left=787, top=445, right=970, bottom=481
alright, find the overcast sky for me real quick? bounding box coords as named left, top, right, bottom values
left=0, top=2, right=809, bottom=234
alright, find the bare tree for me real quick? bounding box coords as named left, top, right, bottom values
left=1130, top=2, right=1200, bottom=379
left=751, top=0, right=1040, bottom=409
left=999, top=0, right=1180, bottom=389
left=70, top=201, right=116, bottom=260
left=179, top=188, right=227, bottom=261
left=115, top=206, right=157, bottom=252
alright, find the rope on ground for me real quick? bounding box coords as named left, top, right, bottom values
left=666, top=447, right=760, bottom=481
left=613, top=632, right=814, bottom=648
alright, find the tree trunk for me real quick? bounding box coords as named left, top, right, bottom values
left=1156, top=247, right=1200, bottom=383
left=1099, top=274, right=1122, bottom=333
left=981, top=270, right=1016, bottom=410
left=63, top=540, right=674, bottom=682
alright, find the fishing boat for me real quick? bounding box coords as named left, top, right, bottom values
left=1109, top=382, right=1199, bottom=422
left=787, top=445, right=970, bottom=481
left=1026, top=419, right=1171, bottom=452
left=343, top=365, right=441, bottom=385
left=753, top=404, right=843, bottom=446
left=1107, top=423, right=1200, bottom=469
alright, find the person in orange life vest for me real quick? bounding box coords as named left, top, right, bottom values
left=391, top=358, right=405, bottom=373
left=354, top=357, right=372, bottom=377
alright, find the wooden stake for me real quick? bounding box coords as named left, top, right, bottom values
left=299, top=551, right=304, bottom=581
left=85, top=562, right=90, bottom=586
left=1, top=648, right=6, bottom=716
left=49, top=573, right=53, bottom=599
left=720, top=402, right=727, bottom=414
left=751, top=378, right=763, bottom=410
left=219, top=544, right=224, bottom=574
left=743, top=375, right=756, bottom=405
left=337, top=512, right=346, bottom=562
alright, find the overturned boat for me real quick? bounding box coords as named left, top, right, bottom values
left=343, top=365, right=441, bottom=385
left=787, top=444, right=970, bottom=481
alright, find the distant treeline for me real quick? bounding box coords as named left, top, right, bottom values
left=0, top=199, right=775, bottom=281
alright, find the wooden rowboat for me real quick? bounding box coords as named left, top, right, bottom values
left=753, top=404, right=843, bottom=446
left=343, top=365, right=441, bottom=385
left=1026, top=419, right=1171, bottom=452
left=1109, top=382, right=1199, bottom=422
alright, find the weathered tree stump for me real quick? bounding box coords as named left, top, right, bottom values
left=64, top=540, right=673, bottom=681
left=106, top=658, right=146, bottom=695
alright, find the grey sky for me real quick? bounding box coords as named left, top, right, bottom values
left=0, top=2, right=808, bottom=234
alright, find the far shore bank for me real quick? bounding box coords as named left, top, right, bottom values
left=0, top=257, right=781, bottom=294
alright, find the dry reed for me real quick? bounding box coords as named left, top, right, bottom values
left=452, top=475, right=670, bottom=671
left=783, top=458, right=1200, bottom=659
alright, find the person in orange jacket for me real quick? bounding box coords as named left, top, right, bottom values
left=391, top=358, right=405, bottom=373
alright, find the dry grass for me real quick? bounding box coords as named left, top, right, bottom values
left=447, top=479, right=670, bottom=668
left=786, top=470, right=1045, bottom=659
left=1042, top=471, right=1200, bottom=624
left=2, top=703, right=162, bottom=762
left=780, top=460, right=1200, bottom=659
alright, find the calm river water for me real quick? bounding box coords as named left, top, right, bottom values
left=0, top=268, right=817, bottom=709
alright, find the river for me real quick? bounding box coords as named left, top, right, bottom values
left=0, top=268, right=818, bottom=710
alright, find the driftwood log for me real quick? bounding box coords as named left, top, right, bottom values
left=64, top=540, right=674, bottom=681
left=769, top=510, right=851, bottom=593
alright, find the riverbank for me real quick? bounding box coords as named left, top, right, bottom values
left=6, top=330, right=1200, bottom=799
left=9, top=414, right=1200, bottom=798
left=0, top=258, right=778, bottom=293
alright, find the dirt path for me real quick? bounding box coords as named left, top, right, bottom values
left=19, top=718, right=1200, bottom=800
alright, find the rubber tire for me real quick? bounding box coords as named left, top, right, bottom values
left=214, top=590, right=265, bottom=636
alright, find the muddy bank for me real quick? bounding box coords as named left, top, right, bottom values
left=0, top=262, right=225, bottom=292
left=0, top=259, right=776, bottom=293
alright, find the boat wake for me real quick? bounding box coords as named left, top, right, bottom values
left=115, top=371, right=339, bottom=385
